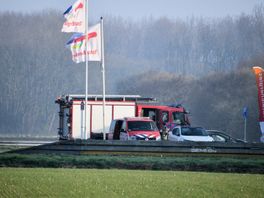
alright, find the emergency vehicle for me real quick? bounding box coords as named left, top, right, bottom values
left=108, top=117, right=161, bottom=141
left=55, top=95, right=189, bottom=140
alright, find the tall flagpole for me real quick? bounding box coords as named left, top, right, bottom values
left=84, top=0, right=89, bottom=140
left=244, top=116, right=247, bottom=142
left=101, top=17, right=106, bottom=140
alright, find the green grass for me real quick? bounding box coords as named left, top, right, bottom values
left=1, top=153, right=264, bottom=173
left=0, top=168, right=263, bottom=198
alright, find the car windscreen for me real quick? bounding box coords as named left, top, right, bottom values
left=181, top=127, right=208, bottom=136
left=127, top=121, right=158, bottom=131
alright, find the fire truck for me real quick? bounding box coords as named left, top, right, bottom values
left=55, top=95, right=190, bottom=140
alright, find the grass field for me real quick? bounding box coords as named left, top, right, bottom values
left=0, top=168, right=263, bottom=198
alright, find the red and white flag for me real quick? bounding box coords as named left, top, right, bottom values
left=67, top=23, right=101, bottom=63
left=252, top=66, right=264, bottom=142
left=61, top=0, right=86, bottom=33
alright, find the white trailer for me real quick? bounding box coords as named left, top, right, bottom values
left=55, top=95, right=156, bottom=139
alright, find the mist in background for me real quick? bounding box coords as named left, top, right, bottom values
left=0, top=1, right=263, bottom=141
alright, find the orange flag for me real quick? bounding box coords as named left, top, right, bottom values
left=252, top=66, right=264, bottom=142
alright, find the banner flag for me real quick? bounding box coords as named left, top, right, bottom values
left=242, top=107, right=248, bottom=119
left=61, top=0, right=85, bottom=33
left=252, top=66, right=264, bottom=142
left=67, top=23, right=101, bottom=63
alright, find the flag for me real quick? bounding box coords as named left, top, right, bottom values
left=252, top=66, right=264, bottom=142
left=242, top=107, right=248, bottom=119
left=61, top=0, right=86, bottom=33
left=67, top=23, right=101, bottom=63
left=86, top=23, right=101, bottom=61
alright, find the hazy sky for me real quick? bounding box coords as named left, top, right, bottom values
left=1, top=0, right=263, bottom=20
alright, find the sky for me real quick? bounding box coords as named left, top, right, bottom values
left=0, top=0, right=263, bottom=21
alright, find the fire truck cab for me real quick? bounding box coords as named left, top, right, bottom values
left=137, top=104, right=190, bottom=131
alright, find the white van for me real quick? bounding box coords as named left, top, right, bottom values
left=168, top=126, right=214, bottom=142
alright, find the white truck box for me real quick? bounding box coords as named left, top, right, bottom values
left=71, top=100, right=136, bottom=139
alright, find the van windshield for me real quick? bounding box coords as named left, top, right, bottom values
left=181, top=127, right=208, bottom=136
left=128, top=121, right=158, bottom=131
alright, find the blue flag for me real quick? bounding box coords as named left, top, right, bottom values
left=243, top=107, right=248, bottom=119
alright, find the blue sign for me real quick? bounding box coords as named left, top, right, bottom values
left=243, top=107, right=248, bottom=119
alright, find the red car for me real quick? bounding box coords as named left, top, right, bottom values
left=108, top=117, right=161, bottom=141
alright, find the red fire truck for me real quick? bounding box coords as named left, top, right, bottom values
left=55, top=95, right=190, bottom=140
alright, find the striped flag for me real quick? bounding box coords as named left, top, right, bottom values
left=61, top=0, right=86, bottom=33
left=67, top=23, right=101, bottom=63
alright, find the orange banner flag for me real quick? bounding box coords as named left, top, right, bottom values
left=252, top=66, right=264, bottom=142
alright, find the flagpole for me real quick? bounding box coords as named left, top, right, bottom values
left=84, top=0, right=89, bottom=140
left=244, top=117, right=247, bottom=142
left=101, top=17, right=106, bottom=140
